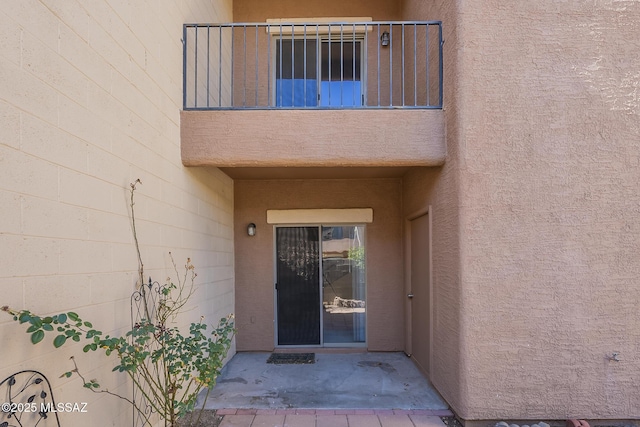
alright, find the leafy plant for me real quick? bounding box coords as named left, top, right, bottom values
left=347, top=246, right=365, bottom=268
left=2, top=180, right=235, bottom=426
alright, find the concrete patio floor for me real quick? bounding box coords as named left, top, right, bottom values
left=204, top=352, right=453, bottom=426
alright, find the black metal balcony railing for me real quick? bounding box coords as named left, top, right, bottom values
left=183, top=21, right=443, bottom=110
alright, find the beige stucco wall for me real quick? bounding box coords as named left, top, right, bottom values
left=234, top=179, right=404, bottom=352
left=404, top=0, right=640, bottom=422
left=401, top=0, right=464, bottom=419
left=456, top=1, right=640, bottom=421
left=234, top=0, right=400, bottom=22
left=181, top=109, right=445, bottom=167
left=0, top=2, right=234, bottom=426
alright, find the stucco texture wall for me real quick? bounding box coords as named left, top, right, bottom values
left=0, top=1, right=234, bottom=426
left=456, top=1, right=640, bottom=420
left=234, top=0, right=400, bottom=22
left=401, top=0, right=465, bottom=419
left=405, top=0, right=640, bottom=422
left=234, top=179, right=404, bottom=352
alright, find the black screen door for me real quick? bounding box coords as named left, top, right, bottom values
left=276, top=227, right=321, bottom=345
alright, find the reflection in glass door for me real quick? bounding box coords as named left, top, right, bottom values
left=321, top=226, right=366, bottom=344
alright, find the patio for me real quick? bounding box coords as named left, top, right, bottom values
left=203, top=352, right=450, bottom=411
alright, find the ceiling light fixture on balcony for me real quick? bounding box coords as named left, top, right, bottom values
left=380, top=31, right=390, bottom=47
left=247, top=223, right=256, bottom=237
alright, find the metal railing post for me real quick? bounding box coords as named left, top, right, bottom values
left=389, top=24, right=393, bottom=107
left=231, top=25, right=234, bottom=107
left=194, top=25, right=198, bottom=108
left=402, top=23, right=405, bottom=107
left=439, top=22, right=443, bottom=107
left=303, top=24, right=307, bottom=107
left=182, top=25, right=187, bottom=109
left=279, top=24, right=282, bottom=107
left=328, top=24, right=332, bottom=106
left=243, top=25, right=247, bottom=106
left=413, top=24, right=417, bottom=106
left=377, top=24, right=380, bottom=106
left=206, top=25, right=210, bottom=108
left=291, top=24, right=294, bottom=107
left=426, top=23, right=430, bottom=107
left=218, top=25, right=222, bottom=107
left=352, top=24, right=356, bottom=107
left=267, top=23, right=271, bottom=106
left=255, top=25, right=259, bottom=107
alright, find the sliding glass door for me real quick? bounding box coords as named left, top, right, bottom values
left=275, top=37, right=363, bottom=107
left=275, top=225, right=366, bottom=347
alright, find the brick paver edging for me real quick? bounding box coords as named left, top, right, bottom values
left=216, top=408, right=453, bottom=416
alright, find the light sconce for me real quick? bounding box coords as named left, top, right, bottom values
left=247, top=223, right=256, bottom=237
left=380, top=31, right=390, bottom=47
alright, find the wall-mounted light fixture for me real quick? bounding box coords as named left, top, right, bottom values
left=380, top=31, right=390, bottom=47
left=247, top=223, right=256, bottom=236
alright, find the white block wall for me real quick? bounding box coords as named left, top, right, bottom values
left=0, top=1, right=234, bottom=425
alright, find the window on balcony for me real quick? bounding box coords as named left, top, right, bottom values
left=275, top=37, right=363, bottom=107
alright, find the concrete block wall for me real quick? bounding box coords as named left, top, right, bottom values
left=184, top=22, right=233, bottom=108
left=0, top=1, right=234, bottom=426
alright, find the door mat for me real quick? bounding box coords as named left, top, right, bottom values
left=267, top=353, right=315, bottom=364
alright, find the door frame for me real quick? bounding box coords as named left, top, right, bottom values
left=318, top=35, right=366, bottom=107
left=273, top=223, right=368, bottom=348
left=404, top=206, right=433, bottom=376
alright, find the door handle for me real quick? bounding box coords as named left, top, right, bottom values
left=407, top=293, right=414, bottom=299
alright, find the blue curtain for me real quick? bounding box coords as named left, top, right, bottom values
left=320, top=81, right=362, bottom=107
left=276, top=79, right=318, bottom=107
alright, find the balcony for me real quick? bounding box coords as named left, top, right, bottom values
left=180, top=20, right=445, bottom=176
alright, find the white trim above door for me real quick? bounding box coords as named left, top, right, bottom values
left=267, top=208, right=373, bottom=224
